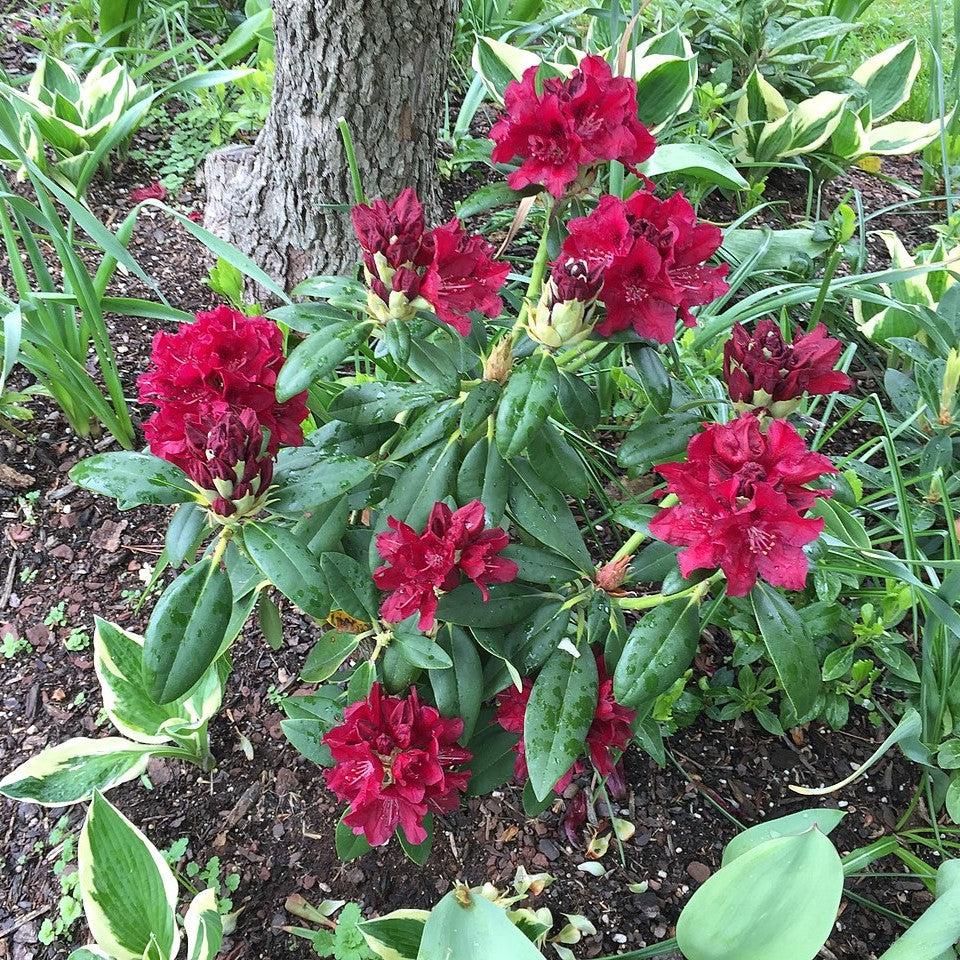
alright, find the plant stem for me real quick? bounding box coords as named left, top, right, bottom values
left=807, top=243, right=843, bottom=331
left=612, top=528, right=647, bottom=563
left=616, top=576, right=716, bottom=610
left=337, top=117, right=366, bottom=205
left=512, top=199, right=553, bottom=341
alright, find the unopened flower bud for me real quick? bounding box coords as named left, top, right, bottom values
left=940, top=348, right=960, bottom=425
left=595, top=554, right=632, bottom=592
left=483, top=337, right=514, bottom=384
left=184, top=408, right=274, bottom=520
left=527, top=258, right=601, bottom=349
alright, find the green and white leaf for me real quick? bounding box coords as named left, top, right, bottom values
left=95, top=618, right=223, bottom=746
left=0, top=738, right=156, bottom=807
left=78, top=792, right=180, bottom=960
left=852, top=38, right=921, bottom=122
left=184, top=888, right=223, bottom=960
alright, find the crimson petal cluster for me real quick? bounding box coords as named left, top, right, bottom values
left=490, top=55, right=655, bottom=198
left=374, top=500, right=518, bottom=631
left=495, top=650, right=635, bottom=791
left=723, top=320, right=853, bottom=416
left=322, top=684, right=471, bottom=847
left=558, top=191, right=729, bottom=342
left=138, top=305, right=307, bottom=473
left=351, top=188, right=509, bottom=336
left=649, top=415, right=837, bottom=596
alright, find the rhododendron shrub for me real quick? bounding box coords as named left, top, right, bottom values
left=49, top=45, right=859, bottom=864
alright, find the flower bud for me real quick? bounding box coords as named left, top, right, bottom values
left=940, top=348, right=960, bottom=425
left=483, top=336, right=514, bottom=384
left=184, top=408, right=274, bottom=520
left=723, top=320, right=851, bottom=417
left=595, top=554, right=632, bottom=592
left=527, top=258, right=601, bottom=349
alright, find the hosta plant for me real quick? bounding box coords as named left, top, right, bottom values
left=0, top=54, right=152, bottom=192
left=0, top=618, right=231, bottom=806
left=733, top=39, right=949, bottom=182
left=19, top=51, right=856, bottom=863
left=297, top=809, right=960, bottom=960
left=68, top=791, right=223, bottom=960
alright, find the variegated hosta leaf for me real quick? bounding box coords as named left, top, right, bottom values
left=358, top=908, right=430, bottom=960
left=867, top=116, right=949, bottom=156
left=756, top=92, right=849, bottom=160
left=472, top=37, right=544, bottom=101
left=852, top=37, right=921, bottom=123
left=79, top=792, right=180, bottom=960
left=733, top=69, right=789, bottom=157
left=94, top=617, right=224, bottom=746
left=0, top=738, right=155, bottom=807
left=184, top=889, right=223, bottom=960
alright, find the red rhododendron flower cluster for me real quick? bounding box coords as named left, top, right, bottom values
left=723, top=320, right=853, bottom=416
left=138, top=306, right=308, bottom=472
left=649, top=415, right=837, bottom=596
left=495, top=650, right=635, bottom=792
left=490, top=55, right=655, bottom=198
left=374, top=500, right=518, bottom=631
left=129, top=181, right=166, bottom=203
left=322, top=684, right=471, bottom=847
left=351, top=188, right=509, bottom=336
left=183, top=408, right=274, bottom=518
left=558, top=191, right=729, bottom=342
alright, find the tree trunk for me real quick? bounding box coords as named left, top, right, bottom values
left=204, top=0, right=459, bottom=292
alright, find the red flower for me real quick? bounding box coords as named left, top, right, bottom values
left=130, top=181, right=166, bottom=203
left=649, top=415, right=835, bottom=596
left=490, top=56, right=655, bottom=199
left=495, top=651, right=635, bottom=791
left=374, top=500, right=518, bottom=631
left=560, top=191, right=728, bottom=341
left=723, top=320, right=853, bottom=415
left=351, top=190, right=509, bottom=335
left=187, top=210, right=203, bottom=224
left=138, top=305, right=307, bottom=471
left=322, top=684, right=471, bottom=847
left=421, top=220, right=510, bottom=336
left=183, top=408, right=273, bottom=517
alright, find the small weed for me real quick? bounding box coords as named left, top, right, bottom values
left=43, top=601, right=67, bottom=628
left=1, top=632, right=32, bottom=659
left=64, top=628, right=90, bottom=651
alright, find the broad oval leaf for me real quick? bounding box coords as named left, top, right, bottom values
left=676, top=828, right=843, bottom=960
left=417, top=888, right=543, bottom=960
left=613, top=601, right=700, bottom=712
left=524, top=647, right=598, bottom=801
left=78, top=792, right=180, bottom=960
left=495, top=350, right=560, bottom=459
left=751, top=582, right=821, bottom=721
left=143, top=559, right=234, bottom=704
left=70, top=452, right=193, bottom=510
left=722, top=809, right=846, bottom=866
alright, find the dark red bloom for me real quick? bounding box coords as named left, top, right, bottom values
left=490, top=56, right=655, bottom=199
left=723, top=320, right=853, bottom=415
left=138, top=306, right=307, bottom=471
left=495, top=651, right=635, bottom=791
left=563, top=791, right=588, bottom=845
left=187, top=210, right=203, bottom=224
left=322, top=684, right=471, bottom=847
left=649, top=415, right=835, bottom=596
left=560, top=191, right=728, bottom=341
left=421, top=220, right=510, bottom=336
left=351, top=190, right=509, bottom=335
left=183, top=408, right=273, bottom=517
left=374, top=500, right=518, bottom=631
left=130, top=181, right=166, bottom=203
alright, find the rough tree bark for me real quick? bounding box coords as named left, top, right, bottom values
left=204, top=0, right=460, bottom=291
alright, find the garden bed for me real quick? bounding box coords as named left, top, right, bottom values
left=0, top=148, right=939, bottom=958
